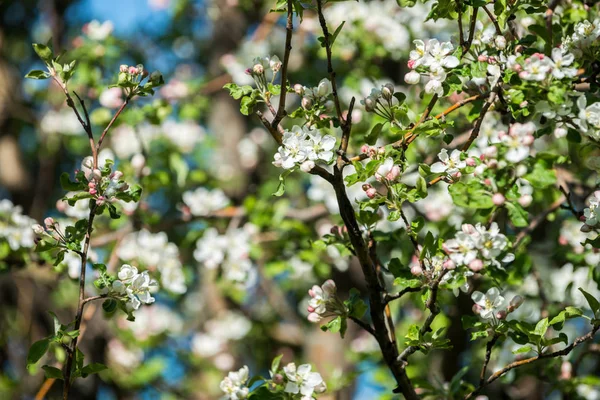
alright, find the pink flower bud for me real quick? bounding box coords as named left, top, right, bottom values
left=378, top=147, right=385, bottom=155
left=112, top=170, right=124, bottom=180
left=518, top=194, right=532, bottom=207
left=120, top=65, right=128, bottom=73
left=443, top=259, right=456, bottom=270
left=452, top=171, right=462, bottom=179
left=293, top=84, right=304, bottom=95
left=302, top=97, right=313, bottom=109
left=128, top=66, right=139, bottom=75
left=492, top=193, right=505, bottom=206
left=407, top=59, right=416, bottom=69
left=560, top=361, right=572, bottom=380
left=307, top=313, right=322, bottom=323
left=253, top=64, right=264, bottom=75
left=360, top=144, right=370, bottom=154
left=488, top=56, right=497, bottom=64
left=483, top=178, right=492, bottom=186
left=509, top=295, right=524, bottom=310
left=273, top=373, right=284, bottom=384
left=410, top=265, right=423, bottom=276
left=307, top=306, right=315, bottom=313
left=366, top=188, right=377, bottom=199
left=244, top=68, right=253, bottom=75
left=496, top=310, right=507, bottom=319
left=44, top=217, right=55, bottom=229
left=308, top=288, right=316, bottom=298
left=32, top=224, right=45, bottom=235
left=468, top=259, right=484, bottom=272
left=477, top=55, right=488, bottom=62
left=89, top=188, right=97, bottom=195
left=88, top=182, right=96, bottom=189
left=519, top=101, right=529, bottom=108
left=386, top=165, right=401, bottom=181
left=322, top=279, right=336, bottom=295
left=96, top=196, right=106, bottom=206
left=558, top=236, right=568, bottom=246
left=472, top=304, right=481, bottom=314
left=92, top=169, right=102, bottom=180
left=522, top=135, right=535, bottom=146
left=466, top=157, right=476, bottom=167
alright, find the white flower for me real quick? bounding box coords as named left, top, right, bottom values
left=519, top=55, right=553, bottom=81
left=431, top=149, right=465, bottom=175
left=307, top=130, right=336, bottom=162
left=550, top=48, right=577, bottom=79
left=576, top=96, right=600, bottom=139
left=220, top=366, right=250, bottom=400
left=409, top=39, right=428, bottom=68
left=316, top=78, right=333, bottom=98
left=583, top=191, right=600, bottom=227
left=375, top=157, right=401, bottom=181
left=425, top=39, right=459, bottom=69
left=502, top=122, right=535, bottom=163
left=118, top=264, right=138, bottom=283
left=471, top=287, right=506, bottom=319
left=283, top=363, right=325, bottom=398
left=182, top=187, right=229, bottom=216
left=84, top=20, right=114, bottom=41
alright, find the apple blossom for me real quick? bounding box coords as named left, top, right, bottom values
left=471, top=287, right=506, bottom=320
left=431, top=149, right=466, bottom=175
left=283, top=363, right=326, bottom=399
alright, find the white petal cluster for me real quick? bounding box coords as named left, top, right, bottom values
left=182, top=187, right=229, bottom=216
left=192, top=311, right=251, bottom=359
left=582, top=191, right=600, bottom=230
left=220, top=366, right=250, bottom=400
left=83, top=20, right=114, bottom=41
left=0, top=199, right=35, bottom=251
left=562, top=19, right=600, bottom=57
left=283, top=363, right=326, bottom=399
left=109, top=264, right=158, bottom=312
left=306, top=280, right=338, bottom=323
left=117, top=229, right=187, bottom=294
left=193, top=224, right=257, bottom=284
left=576, top=96, right=600, bottom=141
left=501, top=122, right=536, bottom=163
left=471, top=287, right=506, bottom=320
left=405, top=39, right=459, bottom=96
left=273, top=126, right=336, bottom=170
left=444, top=222, right=514, bottom=271
left=431, top=149, right=466, bottom=176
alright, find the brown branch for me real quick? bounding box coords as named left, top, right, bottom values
left=272, top=0, right=293, bottom=129
left=461, top=89, right=498, bottom=152
left=514, top=194, right=565, bottom=247
left=465, top=324, right=600, bottom=399
left=385, top=287, right=422, bottom=304
left=348, top=316, right=376, bottom=337
left=464, top=7, right=480, bottom=54
left=456, top=0, right=465, bottom=48
left=482, top=6, right=502, bottom=36
left=545, top=0, right=561, bottom=50
left=62, top=203, right=97, bottom=399
left=403, top=94, right=439, bottom=146
left=398, top=269, right=449, bottom=363
left=480, top=334, right=499, bottom=386
left=95, top=97, right=130, bottom=168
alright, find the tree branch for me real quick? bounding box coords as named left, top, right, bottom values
left=272, top=0, right=293, bottom=129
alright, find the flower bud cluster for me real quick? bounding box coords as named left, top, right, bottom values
left=245, top=55, right=281, bottom=93
left=581, top=191, right=600, bottom=232
left=296, top=78, right=334, bottom=113
left=119, top=63, right=148, bottom=78
left=361, top=83, right=396, bottom=122
left=79, top=156, right=130, bottom=205
left=306, top=280, right=347, bottom=323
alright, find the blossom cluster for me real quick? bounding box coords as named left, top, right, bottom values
left=575, top=96, right=600, bottom=141
left=181, top=187, right=229, bottom=217
left=193, top=224, right=257, bottom=284
left=516, top=50, right=577, bottom=82
left=273, top=126, right=336, bottom=171
left=246, top=55, right=281, bottom=92
left=306, top=280, right=347, bottom=323
left=562, top=19, right=600, bottom=57
left=220, top=362, right=326, bottom=400
left=404, top=39, right=459, bottom=96
left=295, top=78, right=333, bottom=110
left=79, top=156, right=130, bottom=206
left=104, top=264, right=158, bottom=312
left=0, top=199, right=35, bottom=251
left=444, top=222, right=514, bottom=271
left=471, top=287, right=523, bottom=321
left=117, top=229, right=187, bottom=294
left=582, top=191, right=600, bottom=232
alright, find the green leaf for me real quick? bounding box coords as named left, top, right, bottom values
left=27, top=338, right=50, bottom=366
left=579, top=287, right=600, bottom=314
left=524, top=162, right=556, bottom=188
left=60, top=172, right=84, bottom=191
left=512, top=345, right=532, bottom=354
left=448, top=181, right=493, bottom=209
left=25, top=70, right=50, bottom=80
left=271, top=354, right=283, bottom=373
left=330, top=21, right=346, bottom=46
left=48, top=311, right=61, bottom=336
left=32, top=43, right=53, bottom=63
left=534, top=317, right=549, bottom=337
left=81, top=363, right=107, bottom=378
left=365, top=123, right=384, bottom=145
left=42, top=365, right=63, bottom=380
left=505, top=202, right=528, bottom=227
left=273, top=170, right=292, bottom=197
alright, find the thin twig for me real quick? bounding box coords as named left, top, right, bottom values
left=385, top=287, right=422, bottom=304
left=348, top=316, right=376, bottom=337
left=479, top=334, right=499, bottom=386
left=95, top=97, right=130, bottom=168
left=465, top=324, right=600, bottom=399
left=272, top=0, right=293, bottom=129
